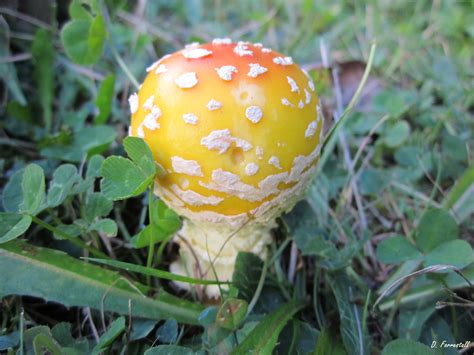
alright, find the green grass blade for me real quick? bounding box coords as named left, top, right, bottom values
left=85, top=257, right=230, bottom=285
left=319, top=42, right=377, bottom=168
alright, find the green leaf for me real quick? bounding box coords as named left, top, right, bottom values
left=53, top=223, right=82, bottom=240
left=423, top=240, right=474, bottom=269
left=23, top=326, right=52, bottom=354
left=95, top=74, right=115, bottom=125
left=31, top=28, right=54, bottom=131
left=0, top=213, right=32, bottom=243
left=2, top=168, right=25, bottom=212
left=443, top=165, right=474, bottom=222
left=131, top=199, right=180, bottom=248
left=86, top=257, right=228, bottom=285
left=0, top=240, right=204, bottom=324
left=41, top=125, right=116, bottom=162
left=123, top=136, right=157, bottom=177
left=83, top=192, right=113, bottom=222
left=151, top=199, right=181, bottom=233
left=33, top=333, right=63, bottom=355
left=232, top=302, right=303, bottom=354
left=382, top=120, right=410, bottom=148
left=88, top=15, right=107, bottom=62
left=376, top=236, right=423, bottom=264
left=91, top=317, right=125, bottom=355
left=327, top=271, right=370, bottom=354
left=89, top=218, right=117, bottom=237
left=232, top=252, right=264, bottom=302
left=381, top=339, right=432, bottom=355
left=144, top=345, right=197, bottom=355
left=60, top=15, right=107, bottom=66
left=359, top=168, right=390, bottom=195
left=101, top=156, right=154, bottom=200
left=131, top=224, right=168, bottom=249
left=314, top=328, right=346, bottom=355
left=398, top=303, right=436, bottom=341
left=68, top=0, right=93, bottom=20
left=415, top=208, right=459, bottom=253
left=216, top=298, right=248, bottom=330
left=20, top=164, right=45, bottom=215
left=155, top=319, right=178, bottom=343
left=130, top=319, right=158, bottom=341
left=47, top=164, right=80, bottom=207
left=0, top=331, right=19, bottom=351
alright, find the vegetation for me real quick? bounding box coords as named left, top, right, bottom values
left=0, top=0, right=472, bottom=353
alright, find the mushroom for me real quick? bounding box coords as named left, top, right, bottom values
left=129, top=39, right=324, bottom=297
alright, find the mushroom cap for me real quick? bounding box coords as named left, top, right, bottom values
left=130, top=40, right=323, bottom=227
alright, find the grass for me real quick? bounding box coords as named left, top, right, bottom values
left=0, top=0, right=473, bottom=353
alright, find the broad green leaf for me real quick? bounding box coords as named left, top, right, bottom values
left=41, top=125, right=116, bottom=162
left=443, top=165, right=474, bottom=222
left=91, top=317, right=125, bottom=355
left=31, top=28, right=54, bottom=131
left=0, top=240, right=204, bottom=324
left=130, top=319, right=158, bottom=341
left=68, top=0, right=93, bottom=20
left=100, top=156, right=154, bottom=200
left=0, top=213, right=32, bottom=243
left=20, top=164, right=45, bottom=215
left=398, top=303, right=436, bottom=341
left=88, top=15, right=107, bottom=63
left=86, top=155, right=105, bottom=179
left=145, top=345, right=197, bottom=355
left=60, top=15, right=107, bottom=66
left=95, top=74, right=115, bottom=125
left=381, top=339, right=432, bottom=355
left=382, top=120, right=410, bottom=148
left=2, top=168, right=24, bottom=212
left=51, top=322, right=86, bottom=350
left=415, top=208, right=459, bottom=252
left=47, top=164, right=80, bottom=207
left=53, top=223, right=82, bottom=240
left=198, top=307, right=218, bottom=327
left=52, top=323, right=73, bottom=346
left=232, top=252, right=264, bottom=302
left=215, top=298, right=248, bottom=330
left=423, top=240, right=474, bottom=269
left=314, top=328, right=346, bottom=355
left=376, top=236, right=423, bottom=264
left=327, top=271, right=370, bottom=354
left=131, top=224, right=169, bottom=249
left=73, top=155, right=105, bottom=194
left=123, top=136, right=157, bottom=177
left=86, top=257, right=228, bottom=285
left=155, top=319, right=178, bottom=343
left=151, top=199, right=181, bottom=233
left=33, top=333, right=63, bottom=355
left=23, top=326, right=52, bottom=354
left=61, top=20, right=90, bottom=64
left=131, top=199, right=181, bottom=248
left=0, top=331, right=19, bottom=351
left=359, top=168, right=390, bottom=195
left=89, top=218, right=117, bottom=237
left=6, top=101, right=33, bottom=123
left=232, top=302, right=303, bottom=355
left=83, top=192, right=113, bottom=222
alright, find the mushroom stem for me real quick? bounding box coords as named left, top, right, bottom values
left=169, top=218, right=275, bottom=298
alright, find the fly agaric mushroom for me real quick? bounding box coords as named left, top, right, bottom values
left=129, top=40, right=324, bottom=297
